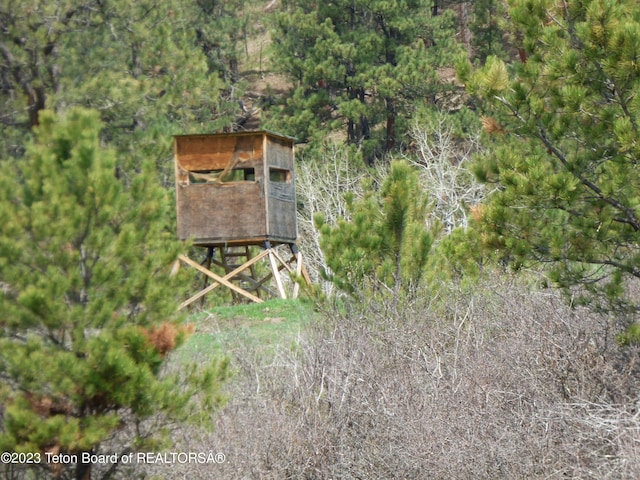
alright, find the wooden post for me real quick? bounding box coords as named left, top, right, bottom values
left=293, top=252, right=303, bottom=299
left=201, top=246, right=214, bottom=306
left=268, top=249, right=287, bottom=299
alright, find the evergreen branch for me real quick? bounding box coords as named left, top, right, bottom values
left=534, top=237, right=640, bottom=279
left=7, top=332, right=27, bottom=343
left=535, top=124, right=640, bottom=232
left=586, top=258, right=640, bottom=279
left=0, top=111, right=31, bottom=127
left=45, top=331, right=66, bottom=349
left=496, top=95, right=640, bottom=232
left=615, top=88, right=639, bottom=135
left=560, top=0, right=584, bottom=51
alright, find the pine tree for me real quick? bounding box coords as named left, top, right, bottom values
left=0, top=0, right=242, bottom=169
left=0, top=109, right=228, bottom=479
left=192, top=0, right=251, bottom=83
left=315, top=160, right=433, bottom=296
left=268, top=0, right=462, bottom=158
left=469, top=0, right=509, bottom=62
left=465, top=0, right=640, bottom=316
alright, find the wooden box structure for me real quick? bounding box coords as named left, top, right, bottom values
left=174, top=131, right=298, bottom=247
left=173, top=131, right=309, bottom=307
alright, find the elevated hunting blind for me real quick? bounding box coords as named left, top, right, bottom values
left=174, top=130, right=297, bottom=247
left=173, top=131, right=309, bottom=307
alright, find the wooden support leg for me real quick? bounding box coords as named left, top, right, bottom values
left=293, top=251, right=303, bottom=299
left=268, top=249, right=287, bottom=299
left=244, top=245, right=260, bottom=298
left=300, top=260, right=312, bottom=287
left=289, top=244, right=311, bottom=298
left=201, top=247, right=214, bottom=306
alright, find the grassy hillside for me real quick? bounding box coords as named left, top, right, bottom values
left=175, top=299, right=316, bottom=363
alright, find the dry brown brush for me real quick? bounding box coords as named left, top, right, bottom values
left=151, top=277, right=640, bottom=479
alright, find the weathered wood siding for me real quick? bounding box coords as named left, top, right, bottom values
left=176, top=182, right=267, bottom=244
left=175, top=134, right=264, bottom=172
left=266, top=135, right=297, bottom=242
left=174, top=131, right=297, bottom=247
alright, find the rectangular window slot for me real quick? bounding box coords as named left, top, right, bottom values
left=189, top=168, right=255, bottom=184
left=269, top=168, right=291, bottom=183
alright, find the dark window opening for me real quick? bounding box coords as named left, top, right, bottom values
left=269, top=168, right=291, bottom=183
left=189, top=168, right=255, bottom=184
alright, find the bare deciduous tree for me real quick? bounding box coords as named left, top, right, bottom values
left=407, top=114, right=487, bottom=232
left=295, top=143, right=387, bottom=295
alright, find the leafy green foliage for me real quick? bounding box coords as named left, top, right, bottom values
left=468, top=0, right=640, bottom=314
left=315, top=160, right=433, bottom=296
left=0, top=109, right=229, bottom=477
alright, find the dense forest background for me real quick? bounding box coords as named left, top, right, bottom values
left=2, top=0, right=640, bottom=478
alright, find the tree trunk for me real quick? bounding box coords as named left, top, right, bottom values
left=385, top=98, right=396, bottom=151
left=357, top=89, right=370, bottom=145
left=347, top=118, right=355, bottom=143
left=0, top=42, right=46, bottom=128
left=459, top=3, right=471, bottom=59
left=75, top=452, right=92, bottom=480
left=359, top=114, right=370, bottom=144
left=229, top=57, right=239, bottom=83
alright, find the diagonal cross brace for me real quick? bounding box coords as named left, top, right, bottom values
left=177, top=250, right=271, bottom=309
